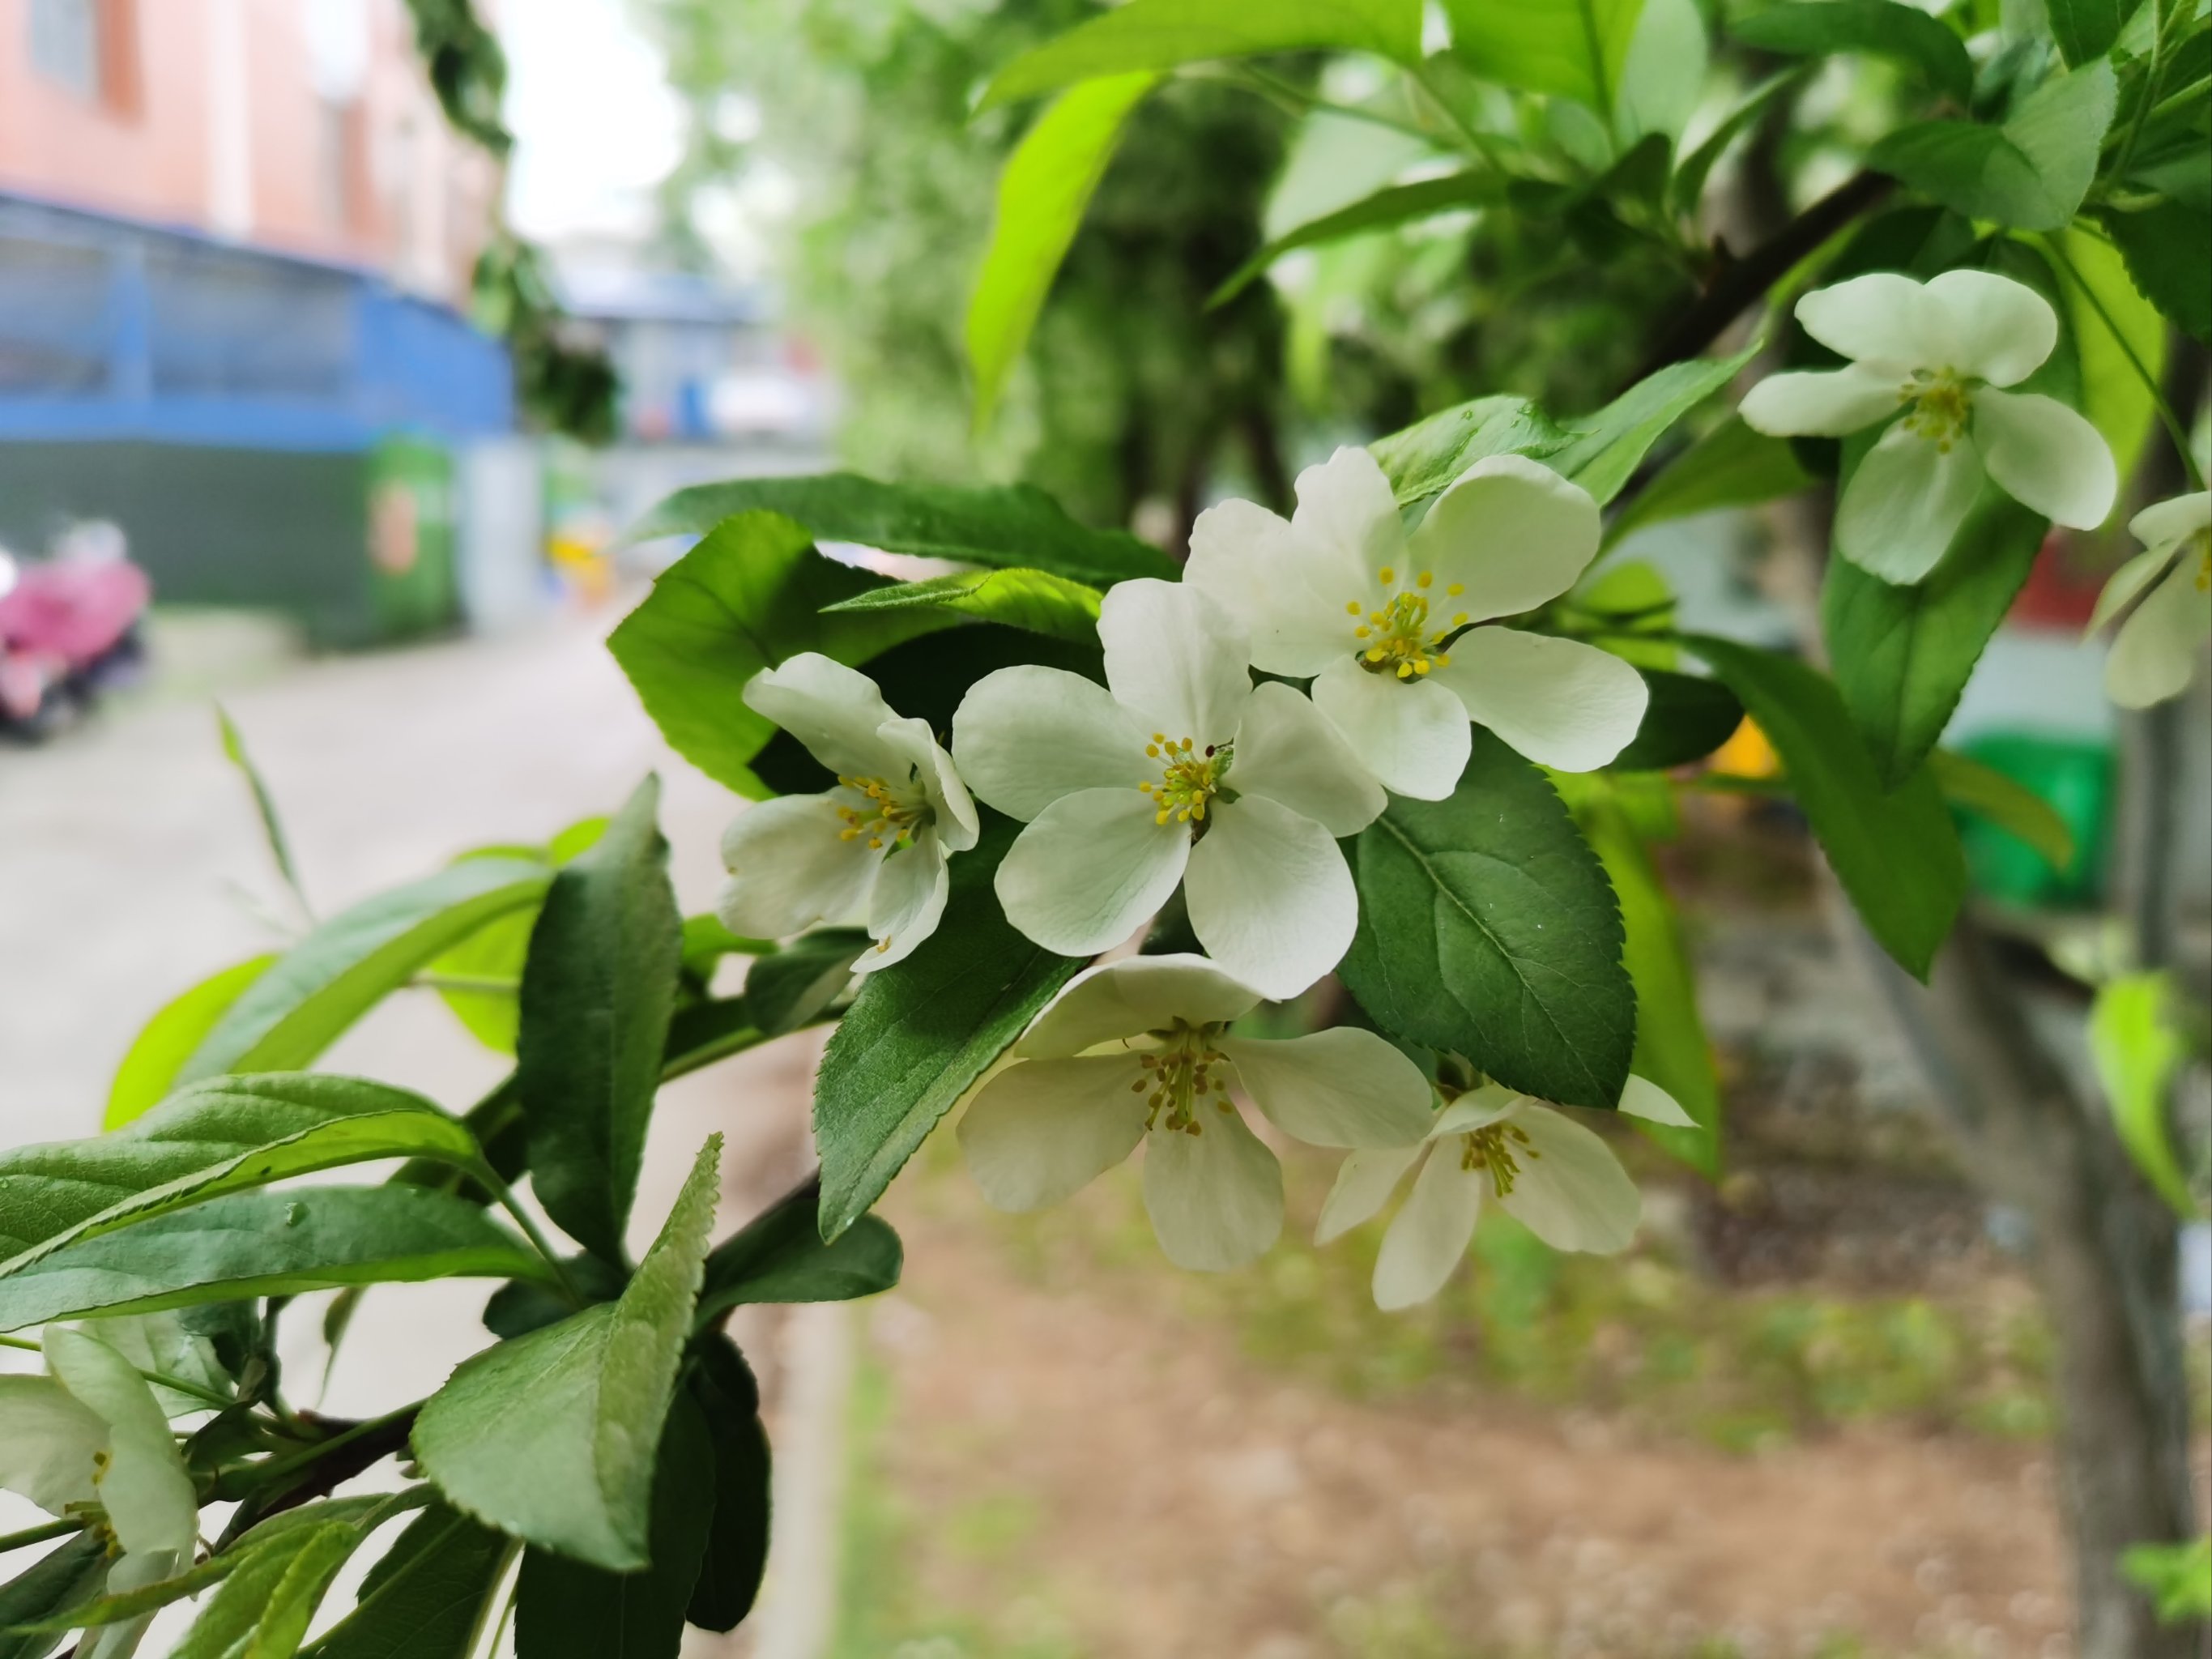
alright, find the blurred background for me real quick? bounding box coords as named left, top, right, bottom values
left=1, top=2, right=2207, bottom=1656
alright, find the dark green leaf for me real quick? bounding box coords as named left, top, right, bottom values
left=0, top=1074, right=481, bottom=1280
left=0, top=1536, right=105, bottom=1659
left=1869, top=60, right=2116, bottom=231
left=1614, top=669, right=1744, bottom=770
left=412, top=1137, right=721, bottom=1572
left=1211, top=172, right=1508, bottom=305
left=173, top=1520, right=363, bottom=1659
left=814, top=817, right=1082, bottom=1239
left=981, top=0, right=1424, bottom=107
left=1340, top=731, right=1636, bottom=1111
left=1929, top=748, right=2078, bottom=873
left=1686, top=637, right=1965, bottom=978
left=1446, top=0, right=1645, bottom=113
left=1731, top=2, right=1973, bottom=103
left=1822, top=497, right=2043, bottom=787
left=180, top=859, right=551, bottom=1084
left=518, top=777, right=684, bottom=1264
left=2100, top=201, right=2210, bottom=344
left=743, top=929, right=872, bottom=1038
left=684, top=1341, right=770, bottom=1634
left=482, top=1255, right=629, bottom=1342
left=821, top=567, right=1104, bottom=644
left=1550, top=343, right=1763, bottom=505
left=697, top=1183, right=901, bottom=1325
left=304, top=1503, right=513, bottom=1659
left=1370, top=395, right=1570, bottom=508
left=105, top=955, right=278, bottom=1130
left=0, top=1187, right=547, bottom=1333
left=1607, top=416, right=1814, bottom=544
left=2045, top=0, right=2146, bottom=67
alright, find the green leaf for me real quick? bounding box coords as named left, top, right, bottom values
left=2102, top=201, right=2212, bottom=343
left=1617, top=0, right=1710, bottom=145
left=1668, top=68, right=1810, bottom=215
left=2046, top=0, right=2147, bottom=66
left=1615, top=669, right=1744, bottom=770
left=680, top=915, right=774, bottom=991
left=982, top=0, right=1424, bottom=106
left=968, top=74, right=1158, bottom=428
left=1869, top=59, right=2117, bottom=231
left=1370, top=394, right=1570, bottom=508
left=512, top=1392, right=714, bottom=1659
left=0, top=1074, right=482, bottom=1280
left=1550, top=343, right=1763, bottom=505
left=180, top=859, right=551, bottom=1083
left=1210, top=172, right=1508, bottom=305
left=1686, top=636, right=1965, bottom=979
left=1580, top=791, right=1720, bottom=1174
left=821, top=568, right=1104, bottom=645
left=1340, top=730, right=1636, bottom=1111
left=2042, top=227, right=2168, bottom=484
left=606, top=511, right=953, bottom=800
left=621, top=473, right=1172, bottom=586
left=1822, top=498, right=2044, bottom=787
left=661, top=1000, right=768, bottom=1084
left=697, top=1183, right=902, bottom=1325
left=1607, top=416, right=1813, bottom=545
left=0, top=1187, right=547, bottom=1333
left=173, top=1520, right=364, bottom=1659
left=1446, top=0, right=1647, bottom=115
left=2089, top=973, right=2194, bottom=1216
left=742, top=928, right=872, bottom=1038
left=1730, top=1, right=1973, bottom=104
left=684, top=1340, right=770, bottom=1635
left=518, top=778, right=683, bottom=1264
left=216, top=706, right=309, bottom=921
left=814, top=817, right=1082, bottom=1239
left=304, top=1503, right=513, bottom=1659
left=106, top=956, right=279, bottom=1130
left=426, top=825, right=607, bottom=1056
left=0, top=1536, right=106, bottom=1659
left=2121, top=1535, right=2212, bottom=1623
left=1929, top=748, right=2078, bottom=872
left=411, top=1135, right=722, bottom=1572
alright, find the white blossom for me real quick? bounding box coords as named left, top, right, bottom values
left=1741, top=270, right=2117, bottom=583
left=2088, top=491, right=2210, bottom=709
left=957, top=955, right=1436, bottom=1271
left=952, top=580, right=1385, bottom=999
left=1186, top=447, right=1648, bottom=798
left=719, top=653, right=979, bottom=971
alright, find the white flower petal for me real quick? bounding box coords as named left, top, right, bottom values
left=876, top=717, right=979, bottom=852
left=743, top=652, right=901, bottom=778
left=952, top=665, right=1147, bottom=821
left=718, top=793, right=880, bottom=940
left=46, top=1328, right=198, bottom=1557
left=2129, top=491, right=2211, bottom=552
left=1796, top=272, right=1945, bottom=370
left=1739, top=365, right=1902, bottom=437
left=1975, top=388, right=2118, bottom=531
left=1619, top=1074, right=1696, bottom=1126
left=2108, top=552, right=2211, bottom=708
left=1923, top=270, right=2057, bottom=387
left=1016, top=953, right=1264, bottom=1059
left=1141, top=1105, right=1284, bottom=1271
left=1494, top=1104, right=1642, bottom=1254
left=957, top=1055, right=1151, bottom=1211
left=995, top=787, right=1190, bottom=958
left=1373, top=1145, right=1485, bottom=1310
left=859, top=834, right=948, bottom=972
left=0, top=1373, right=105, bottom=1516
left=1315, top=1144, right=1424, bottom=1244
left=1292, top=445, right=1407, bottom=581
left=1834, top=422, right=1987, bottom=583
left=1184, top=793, right=1357, bottom=1001
left=1437, top=629, right=1650, bottom=772
left=1098, top=578, right=1252, bottom=744
left=1221, top=1028, right=1435, bottom=1149
left=1187, top=497, right=1357, bottom=677
left=1309, top=655, right=1473, bottom=801
left=2085, top=545, right=2174, bottom=638
left=1409, top=454, right=1602, bottom=622
left=1230, top=679, right=1389, bottom=834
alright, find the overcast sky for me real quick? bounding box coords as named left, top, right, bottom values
left=501, top=0, right=684, bottom=244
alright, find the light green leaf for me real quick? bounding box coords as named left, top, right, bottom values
left=2045, top=0, right=2148, bottom=66
left=1340, top=729, right=1637, bottom=1111
left=968, top=74, right=1158, bottom=428
left=1730, top=1, right=1974, bottom=104
left=1371, top=394, right=1571, bottom=507
left=1929, top=748, right=2078, bottom=872
left=820, top=568, right=1103, bottom=645
left=2089, top=973, right=2195, bottom=1216
left=1446, top=0, right=1647, bottom=117
left=1617, top=0, right=1710, bottom=145
left=106, top=956, right=278, bottom=1130
left=814, top=818, right=1081, bottom=1240
left=1607, top=416, right=1813, bottom=544
left=1210, top=172, right=1509, bottom=305
left=1550, top=342, right=1763, bottom=505
left=606, top=511, right=953, bottom=800
left=981, top=0, right=1424, bottom=107
left=179, top=859, right=551, bottom=1084
left=173, top=1520, right=362, bottom=1659
left=411, top=1135, right=722, bottom=1572
left=2042, top=227, right=2167, bottom=485
left=0, top=1187, right=547, bottom=1333
left=302, top=1503, right=513, bottom=1659
left=0, top=1074, right=482, bottom=1281
left=2121, top=1535, right=2212, bottom=1623
left=1869, top=60, right=2117, bottom=231
left=216, top=706, right=309, bottom=921
left=1686, top=636, right=1965, bottom=979
left=2101, top=202, right=2212, bottom=344
left=426, top=824, right=606, bottom=1056
left=697, top=1183, right=902, bottom=1325
left=518, top=778, right=683, bottom=1264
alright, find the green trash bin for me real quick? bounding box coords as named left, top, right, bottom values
left=1956, top=731, right=2112, bottom=908
left=364, top=436, right=458, bottom=641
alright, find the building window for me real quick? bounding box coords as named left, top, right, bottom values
left=28, top=0, right=136, bottom=109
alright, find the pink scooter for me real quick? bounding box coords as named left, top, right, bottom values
left=0, top=527, right=152, bottom=741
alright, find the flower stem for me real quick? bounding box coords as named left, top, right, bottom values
left=0, top=1516, right=80, bottom=1555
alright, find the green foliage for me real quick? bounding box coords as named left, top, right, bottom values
left=1929, top=749, right=2079, bottom=875
left=172, top=1517, right=364, bottom=1659
left=1445, top=0, right=1646, bottom=117
left=1615, top=669, right=1745, bottom=773
left=105, top=955, right=277, bottom=1130
left=2102, top=201, right=2212, bottom=343
left=411, top=1137, right=722, bottom=1572
left=2088, top=973, right=2196, bottom=1216
left=822, top=569, right=1105, bottom=645
left=1340, top=730, right=1636, bottom=1111
left=0, top=1536, right=107, bottom=1659
left=1731, top=1, right=1975, bottom=104
left=684, top=1341, right=773, bottom=1634
left=1210, top=173, right=1510, bottom=305
left=740, top=928, right=872, bottom=1038
left=1550, top=343, right=1763, bottom=505
left=2121, top=1535, right=2212, bottom=1623
left=697, top=1183, right=903, bottom=1323
left=1870, top=60, right=2117, bottom=230
left=2045, top=0, right=2149, bottom=68
left=304, top=1504, right=512, bottom=1659
left=1371, top=395, right=1568, bottom=505
left=1608, top=416, right=1813, bottom=544
left=216, top=706, right=309, bottom=920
